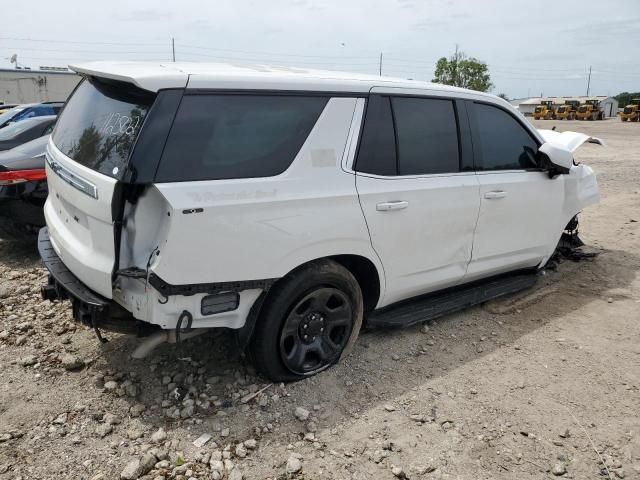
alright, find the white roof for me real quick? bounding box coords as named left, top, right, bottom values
left=69, top=61, right=497, bottom=100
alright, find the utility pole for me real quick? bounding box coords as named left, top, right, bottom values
left=172, top=38, right=176, bottom=62
left=379, top=52, right=383, bottom=76
left=586, top=65, right=592, bottom=96
left=453, top=44, right=459, bottom=86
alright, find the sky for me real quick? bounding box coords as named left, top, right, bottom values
left=1, top=0, right=639, bottom=99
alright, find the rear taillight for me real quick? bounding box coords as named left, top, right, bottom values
left=0, top=168, right=47, bottom=186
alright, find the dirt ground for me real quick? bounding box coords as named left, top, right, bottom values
left=1, top=118, right=639, bottom=480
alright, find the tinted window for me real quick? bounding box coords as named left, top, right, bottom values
left=474, top=103, right=538, bottom=170
left=52, top=78, right=155, bottom=179
left=392, top=97, right=459, bottom=175
left=0, top=117, right=45, bottom=141
left=355, top=95, right=397, bottom=176
left=42, top=123, right=55, bottom=135
left=0, top=107, right=26, bottom=128
left=156, top=95, right=327, bottom=182
left=33, top=105, right=53, bottom=115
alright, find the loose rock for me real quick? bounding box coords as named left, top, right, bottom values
left=193, top=433, right=212, bottom=448
left=61, top=353, right=84, bottom=371
left=150, top=428, right=167, bottom=444
left=551, top=463, right=567, bottom=476
left=19, top=355, right=37, bottom=367
left=95, top=424, right=113, bottom=438
left=294, top=407, right=310, bottom=421
left=286, top=456, right=302, bottom=474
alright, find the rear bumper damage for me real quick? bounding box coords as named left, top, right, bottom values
left=39, top=227, right=263, bottom=353
left=38, top=227, right=157, bottom=336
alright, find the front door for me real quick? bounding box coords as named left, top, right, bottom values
left=465, top=102, right=565, bottom=280
left=355, top=94, right=480, bottom=307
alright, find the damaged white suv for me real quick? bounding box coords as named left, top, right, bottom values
left=39, top=62, right=602, bottom=381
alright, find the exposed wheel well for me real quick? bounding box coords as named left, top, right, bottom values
left=329, top=254, right=381, bottom=313
left=238, top=255, right=382, bottom=350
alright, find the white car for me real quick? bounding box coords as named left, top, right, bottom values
left=39, top=62, right=602, bottom=381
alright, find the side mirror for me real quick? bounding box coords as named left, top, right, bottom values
left=538, top=142, right=573, bottom=176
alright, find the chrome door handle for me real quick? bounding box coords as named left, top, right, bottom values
left=484, top=191, right=507, bottom=200
left=376, top=201, right=409, bottom=211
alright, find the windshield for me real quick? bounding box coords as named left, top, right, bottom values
left=0, top=106, right=26, bottom=127
left=52, top=78, right=155, bottom=179
left=0, top=116, right=42, bottom=140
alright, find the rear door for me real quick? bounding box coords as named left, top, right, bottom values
left=355, top=93, right=480, bottom=306
left=44, top=78, right=155, bottom=298
left=465, top=101, right=565, bottom=280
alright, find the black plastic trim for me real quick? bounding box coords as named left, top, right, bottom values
left=201, top=292, right=240, bottom=316
left=148, top=273, right=278, bottom=297
left=454, top=99, right=475, bottom=172
left=126, top=88, right=185, bottom=184
left=38, top=227, right=157, bottom=336
left=366, top=269, right=538, bottom=329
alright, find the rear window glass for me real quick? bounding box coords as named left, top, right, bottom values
left=52, top=78, right=154, bottom=179
left=155, top=94, right=328, bottom=182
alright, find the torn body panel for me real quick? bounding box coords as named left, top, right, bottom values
left=537, top=128, right=602, bottom=216
left=537, top=129, right=605, bottom=151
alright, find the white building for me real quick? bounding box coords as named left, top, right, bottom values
left=0, top=68, right=81, bottom=104
left=517, top=96, right=618, bottom=117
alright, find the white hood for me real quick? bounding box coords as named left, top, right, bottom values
left=538, top=129, right=606, bottom=152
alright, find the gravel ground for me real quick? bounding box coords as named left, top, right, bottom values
left=1, top=118, right=639, bottom=480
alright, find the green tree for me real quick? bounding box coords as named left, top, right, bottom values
left=615, top=92, right=640, bottom=107
left=433, top=50, right=493, bottom=92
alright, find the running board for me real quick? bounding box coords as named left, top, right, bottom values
left=366, top=271, right=538, bottom=329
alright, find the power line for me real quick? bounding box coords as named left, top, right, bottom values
left=0, top=36, right=164, bottom=47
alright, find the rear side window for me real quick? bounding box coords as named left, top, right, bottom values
left=391, top=97, right=459, bottom=175
left=473, top=103, right=538, bottom=170
left=155, top=94, right=328, bottom=182
left=355, top=95, right=397, bottom=176
left=52, top=78, right=155, bottom=179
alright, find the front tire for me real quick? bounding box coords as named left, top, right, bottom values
left=249, top=259, right=363, bottom=382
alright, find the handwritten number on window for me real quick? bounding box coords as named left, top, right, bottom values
left=102, top=113, right=141, bottom=137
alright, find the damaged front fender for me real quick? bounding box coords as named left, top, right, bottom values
left=564, top=163, right=600, bottom=217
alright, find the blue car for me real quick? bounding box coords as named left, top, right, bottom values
left=0, top=102, right=64, bottom=129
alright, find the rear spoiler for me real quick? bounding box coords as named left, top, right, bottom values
left=69, top=62, right=189, bottom=92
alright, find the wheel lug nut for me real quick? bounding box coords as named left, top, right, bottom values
left=304, top=335, right=308, bottom=340
left=303, top=324, right=307, bottom=329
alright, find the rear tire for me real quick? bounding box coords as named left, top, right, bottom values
left=249, top=259, right=363, bottom=382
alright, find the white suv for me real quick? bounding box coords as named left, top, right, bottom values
left=39, top=62, right=602, bottom=381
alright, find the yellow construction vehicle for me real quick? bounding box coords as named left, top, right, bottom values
left=620, top=98, right=640, bottom=122
left=576, top=99, right=605, bottom=121
left=555, top=100, right=580, bottom=120
left=533, top=100, right=556, bottom=120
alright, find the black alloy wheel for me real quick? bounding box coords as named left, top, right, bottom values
left=279, top=287, right=353, bottom=375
